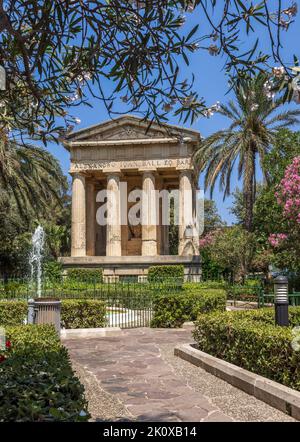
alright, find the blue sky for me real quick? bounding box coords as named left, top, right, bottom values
left=47, top=5, right=300, bottom=224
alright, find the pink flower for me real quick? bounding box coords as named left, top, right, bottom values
left=276, top=156, right=300, bottom=223
left=268, top=233, right=288, bottom=248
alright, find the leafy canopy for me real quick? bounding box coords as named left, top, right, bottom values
left=0, top=1, right=299, bottom=142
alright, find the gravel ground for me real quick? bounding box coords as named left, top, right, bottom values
left=159, top=343, right=296, bottom=422
left=73, top=360, right=135, bottom=421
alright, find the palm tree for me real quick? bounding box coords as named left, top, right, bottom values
left=0, top=131, right=67, bottom=220
left=194, top=74, right=300, bottom=231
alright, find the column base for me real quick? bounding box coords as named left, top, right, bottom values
left=142, top=240, right=157, bottom=256
left=71, top=250, right=87, bottom=257
left=106, top=241, right=122, bottom=257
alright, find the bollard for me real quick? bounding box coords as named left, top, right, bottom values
left=27, top=299, right=35, bottom=325
left=274, top=276, right=289, bottom=326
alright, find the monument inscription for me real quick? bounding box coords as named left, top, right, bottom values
left=70, top=157, right=192, bottom=173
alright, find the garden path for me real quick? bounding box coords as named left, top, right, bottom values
left=63, top=325, right=295, bottom=422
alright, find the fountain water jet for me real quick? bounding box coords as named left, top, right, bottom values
left=29, top=225, right=45, bottom=298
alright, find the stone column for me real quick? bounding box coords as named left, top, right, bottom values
left=192, top=185, right=200, bottom=256
left=163, top=224, right=170, bottom=255
left=141, top=170, right=157, bottom=256
left=178, top=169, right=194, bottom=256
left=86, top=180, right=96, bottom=256
left=71, top=173, right=86, bottom=257
left=106, top=173, right=122, bottom=256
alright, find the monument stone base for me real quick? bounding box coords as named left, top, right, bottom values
left=58, top=255, right=201, bottom=282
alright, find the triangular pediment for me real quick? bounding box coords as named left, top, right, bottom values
left=64, top=115, right=200, bottom=144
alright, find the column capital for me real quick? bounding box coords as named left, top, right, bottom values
left=178, top=168, right=193, bottom=177
left=139, top=166, right=156, bottom=172
left=104, top=170, right=123, bottom=181
left=70, top=171, right=86, bottom=179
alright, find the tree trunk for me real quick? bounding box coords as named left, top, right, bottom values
left=243, top=147, right=255, bottom=232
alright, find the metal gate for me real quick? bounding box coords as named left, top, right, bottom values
left=99, top=292, right=154, bottom=328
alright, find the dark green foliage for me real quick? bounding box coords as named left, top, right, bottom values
left=61, top=300, right=107, bottom=329
left=151, top=287, right=226, bottom=328
left=0, top=325, right=89, bottom=421
left=147, top=265, right=184, bottom=284
left=193, top=308, right=300, bottom=391
left=0, top=299, right=107, bottom=329
left=66, top=268, right=103, bottom=284
left=44, top=261, right=63, bottom=283
left=0, top=301, right=27, bottom=326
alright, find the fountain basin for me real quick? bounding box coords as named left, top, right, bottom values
left=28, top=298, right=61, bottom=334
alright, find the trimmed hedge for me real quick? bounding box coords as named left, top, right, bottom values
left=151, top=287, right=226, bottom=328
left=147, top=265, right=184, bottom=284
left=61, top=300, right=107, bottom=329
left=0, top=300, right=107, bottom=329
left=193, top=308, right=300, bottom=391
left=66, top=268, right=103, bottom=283
left=0, top=301, right=27, bottom=326
left=0, top=324, right=89, bottom=421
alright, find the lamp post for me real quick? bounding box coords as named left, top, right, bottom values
left=274, top=275, right=289, bottom=326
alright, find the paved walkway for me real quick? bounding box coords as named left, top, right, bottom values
left=63, top=326, right=295, bottom=422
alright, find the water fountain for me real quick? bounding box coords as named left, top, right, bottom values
left=28, top=225, right=61, bottom=333
left=29, top=225, right=45, bottom=298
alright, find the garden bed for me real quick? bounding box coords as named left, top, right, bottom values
left=175, top=343, right=300, bottom=420
left=193, top=308, right=300, bottom=391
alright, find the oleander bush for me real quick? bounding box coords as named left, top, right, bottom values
left=147, top=265, right=184, bottom=285
left=0, top=300, right=107, bottom=329
left=193, top=308, right=300, bottom=391
left=66, top=268, right=103, bottom=284
left=0, top=324, right=89, bottom=421
left=151, top=287, right=226, bottom=328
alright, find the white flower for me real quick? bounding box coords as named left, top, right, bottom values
left=208, top=44, right=218, bottom=56
left=250, top=103, right=259, bottom=111
left=283, top=3, right=298, bottom=18
left=292, top=76, right=300, bottom=92
left=292, top=90, right=300, bottom=104
left=272, top=66, right=285, bottom=78
left=186, top=1, right=195, bottom=12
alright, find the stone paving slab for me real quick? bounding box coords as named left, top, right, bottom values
left=63, top=326, right=295, bottom=422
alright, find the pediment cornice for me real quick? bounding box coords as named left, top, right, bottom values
left=63, top=115, right=200, bottom=150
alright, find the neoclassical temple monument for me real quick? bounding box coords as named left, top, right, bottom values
left=59, top=115, right=202, bottom=281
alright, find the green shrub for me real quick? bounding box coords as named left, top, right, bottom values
left=185, top=281, right=227, bottom=290
left=147, top=265, right=184, bottom=284
left=0, top=299, right=107, bottom=329
left=61, top=299, right=107, bottom=329
left=150, top=294, right=189, bottom=328
left=193, top=308, right=300, bottom=391
left=151, top=287, right=226, bottom=328
left=66, top=268, right=103, bottom=283
left=44, top=260, right=63, bottom=283
left=0, top=325, right=89, bottom=421
left=0, top=301, right=27, bottom=326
